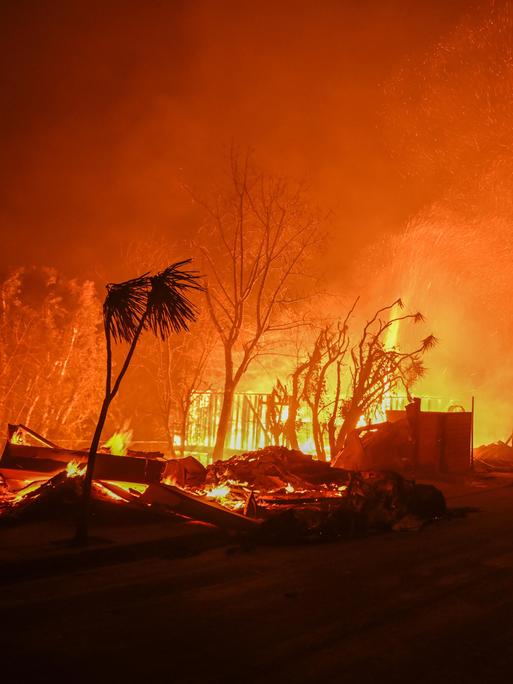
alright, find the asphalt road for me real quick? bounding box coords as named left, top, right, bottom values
left=2, top=480, right=513, bottom=683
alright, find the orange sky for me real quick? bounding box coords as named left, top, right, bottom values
left=0, top=0, right=474, bottom=283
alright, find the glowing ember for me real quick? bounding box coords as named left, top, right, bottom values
left=206, top=485, right=231, bottom=499
left=11, top=480, right=46, bottom=504
left=200, top=482, right=247, bottom=510
left=103, top=481, right=148, bottom=495
left=93, top=482, right=127, bottom=502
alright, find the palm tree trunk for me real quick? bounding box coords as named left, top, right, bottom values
left=75, top=316, right=146, bottom=543
left=75, top=396, right=111, bottom=542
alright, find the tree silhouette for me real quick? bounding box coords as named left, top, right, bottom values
left=195, top=152, right=320, bottom=460
left=332, top=299, right=436, bottom=455
left=75, top=260, right=202, bottom=542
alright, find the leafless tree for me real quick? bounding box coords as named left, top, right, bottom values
left=279, top=301, right=356, bottom=459
left=194, top=152, right=320, bottom=460
left=267, top=379, right=288, bottom=446
left=302, top=317, right=354, bottom=460
left=276, top=298, right=434, bottom=461
left=331, top=298, right=436, bottom=455
left=155, top=314, right=215, bottom=456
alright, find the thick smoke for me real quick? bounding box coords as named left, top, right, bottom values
left=364, top=0, right=513, bottom=443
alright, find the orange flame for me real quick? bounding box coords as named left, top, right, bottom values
left=66, top=460, right=86, bottom=478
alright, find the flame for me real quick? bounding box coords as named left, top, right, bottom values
left=206, top=484, right=231, bottom=499
left=200, top=481, right=246, bottom=510
left=10, top=430, right=24, bottom=445
left=298, top=436, right=316, bottom=454
left=66, top=459, right=86, bottom=478
left=11, top=480, right=46, bottom=504
left=103, top=429, right=132, bottom=456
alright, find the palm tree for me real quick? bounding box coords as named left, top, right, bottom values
left=75, top=260, right=202, bottom=542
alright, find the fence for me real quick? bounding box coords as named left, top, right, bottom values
left=184, top=392, right=472, bottom=456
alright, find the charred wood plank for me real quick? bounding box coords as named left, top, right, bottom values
left=7, top=423, right=59, bottom=448
left=1, top=444, right=165, bottom=484
left=140, top=483, right=261, bottom=532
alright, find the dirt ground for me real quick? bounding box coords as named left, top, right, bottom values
left=2, top=476, right=513, bottom=683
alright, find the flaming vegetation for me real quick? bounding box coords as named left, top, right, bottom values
left=0, top=268, right=104, bottom=441
left=155, top=315, right=215, bottom=456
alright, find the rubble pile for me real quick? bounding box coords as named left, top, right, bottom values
left=474, top=441, right=513, bottom=472
left=0, top=427, right=447, bottom=541
left=197, top=447, right=445, bottom=540
left=0, top=469, right=177, bottom=525
left=204, top=445, right=349, bottom=490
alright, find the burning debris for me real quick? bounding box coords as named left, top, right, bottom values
left=198, top=447, right=446, bottom=541
left=1, top=424, right=166, bottom=485
left=0, top=425, right=447, bottom=542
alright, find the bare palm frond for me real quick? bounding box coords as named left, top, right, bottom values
left=421, top=334, right=438, bottom=351
left=146, top=260, right=204, bottom=339
left=104, top=273, right=150, bottom=342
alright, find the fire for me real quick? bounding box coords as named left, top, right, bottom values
left=10, top=430, right=24, bottom=445
left=200, top=481, right=247, bottom=510
left=103, top=429, right=132, bottom=456
left=298, top=437, right=317, bottom=455
left=66, top=460, right=86, bottom=478
left=92, top=482, right=127, bottom=502
left=206, top=484, right=231, bottom=499
left=11, top=480, right=45, bottom=504
left=103, top=481, right=148, bottom=495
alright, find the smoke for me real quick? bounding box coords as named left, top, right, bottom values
left=361, top=0, right=513, bottom=444
left=0, top=0, right=469, bottom=281
left=353, top=210, right=513, bottom=443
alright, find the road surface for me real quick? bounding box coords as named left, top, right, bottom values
left=2, top=479, right=513, bottom=683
